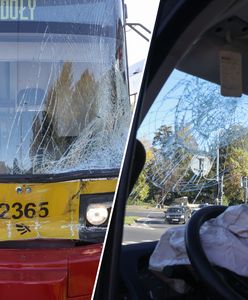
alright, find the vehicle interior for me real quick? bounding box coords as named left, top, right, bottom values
left=94, top=0, right=248, bottom=299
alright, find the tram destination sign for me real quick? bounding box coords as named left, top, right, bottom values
left=0, top=0, right=36, bottom=21
left=0, top=0, right=112, bottom=25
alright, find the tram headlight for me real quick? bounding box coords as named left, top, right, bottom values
left=79, top=193, right=114, bottom=242
left=79, top=193, right=114, bottom=228
left=86, top=203, right=109, bottom=226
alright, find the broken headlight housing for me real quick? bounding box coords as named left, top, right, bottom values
left=79, top=193, right=113, bottom=243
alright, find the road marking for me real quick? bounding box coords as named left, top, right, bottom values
left=122, top=240, right=156, bottom=245
left=124, top=224, right=155, bottom=230
left=142, top=240, right=154, bottom=242
left=122, top=241, right=137, bottom=245
left=143, top=222, right=151, bottom=228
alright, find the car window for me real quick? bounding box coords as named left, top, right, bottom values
left=167, top=208, right=183, bottom=213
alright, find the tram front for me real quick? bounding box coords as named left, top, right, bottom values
left=0, top=1, right=130, bottom=299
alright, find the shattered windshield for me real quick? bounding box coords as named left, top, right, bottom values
left=137, top=69, right=248, bottom=207
left=0, top=0, right=130, bottom=175
left=124, top=68, right=248, bottom=245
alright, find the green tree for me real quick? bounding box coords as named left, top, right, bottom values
left=153, top=125, right=173, bottom=148
left=150, top=124, right=197, bottom=202
left=30, top=63, right=99, bottom=170
left=220, top=129, right=248, bottom=203
left=128, top=142, right=155, bottom=205
left=72, top=69, right=98, bottom=131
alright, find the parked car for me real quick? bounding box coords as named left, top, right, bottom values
left=165, top=206, right=191, bottom=224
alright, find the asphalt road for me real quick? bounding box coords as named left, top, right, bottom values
left=123, top=224, right=171, bottom=244
left=125, top=207, right=165, bottom=219
left=125, top=210, right=165, bottom=218
left=123, top=206, right=180, bottom=244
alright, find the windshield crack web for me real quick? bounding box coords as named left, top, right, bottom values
left=2, top=28, right=130, bottom=175
left=134, top=73, right=248, bottom=205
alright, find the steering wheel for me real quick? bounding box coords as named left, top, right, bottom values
left=185, top=205, right=248, bottom=300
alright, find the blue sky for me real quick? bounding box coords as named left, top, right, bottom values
left=125, top=0, right=159, bottom=66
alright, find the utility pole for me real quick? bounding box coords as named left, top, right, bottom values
left=220, top=174, right=224, bottom=205
left=216, top=143, right=220, bottom=205
left=241, top=176, right=248, bottom=204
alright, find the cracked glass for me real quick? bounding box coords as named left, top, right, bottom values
left=0, top=0, right=131, bottom=243
left=0, top=0, right=130, bottom=175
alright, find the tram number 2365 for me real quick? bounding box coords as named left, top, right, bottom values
left=0, top=202, right=49, bottom=219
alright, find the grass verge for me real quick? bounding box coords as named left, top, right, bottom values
left=124, top=216, right=139, bottom=225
